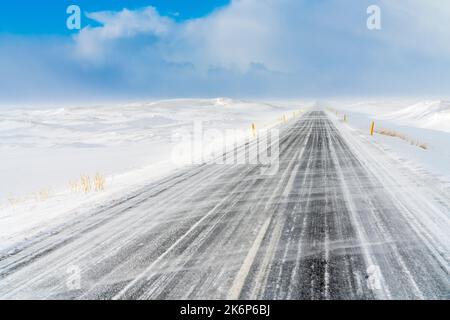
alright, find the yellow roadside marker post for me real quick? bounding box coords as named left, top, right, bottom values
left=370, top=121, right=375, bottom=136
left=251, top=123, right=257, bottom=137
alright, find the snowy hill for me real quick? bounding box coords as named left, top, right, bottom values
left=381, top=100, right=450, bottom=133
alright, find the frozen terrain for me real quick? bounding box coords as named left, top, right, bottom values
left=0, top=98, right=303, bottom=251
left=0, top=98, right=298, bottom=196
left=0, top=110, right=448, bottom=300
left=0, top=99, right=449, bottom=300
left=330, top=100, right=450, bottom=182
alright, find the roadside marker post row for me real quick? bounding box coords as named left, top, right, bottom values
left=325, top=109, right=377, bottom=139
left=251, top=109, right=303, bottom=137
left=326, top=107, right=347, bottom=124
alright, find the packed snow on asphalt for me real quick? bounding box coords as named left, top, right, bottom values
left=0, top=99, right=449, bottom=299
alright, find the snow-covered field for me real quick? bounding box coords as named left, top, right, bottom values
left=1, top=98, right=450, bottom=254
left=330, top=100, right=450, bottom=182
left=0, top=98, right=304, bottom=251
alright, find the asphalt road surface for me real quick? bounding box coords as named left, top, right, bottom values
left=0, top=111, right=449, bottom=299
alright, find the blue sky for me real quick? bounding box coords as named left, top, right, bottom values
left=0, top=0, right=449, bottom=103
left=0, top=0, right=230, bottom=34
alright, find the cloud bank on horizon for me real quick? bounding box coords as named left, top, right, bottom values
left=1, top=0, right=449, bottom=102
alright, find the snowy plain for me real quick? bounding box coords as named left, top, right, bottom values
left=330, top=100, right=450, bottom=183
left=1, top=98, right=450, bottom=254
left=0, top=98, right=305, bottom=251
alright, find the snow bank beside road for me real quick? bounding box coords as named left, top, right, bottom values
left=330, top=100, right=450, bottom=183
left=332, top=99, right=450, bottom=133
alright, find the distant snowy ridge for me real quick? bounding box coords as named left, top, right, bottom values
left=0, top=98, right=282, bottom=149
left=381, top=100, right=450, bottom=133
left=145, top=98, right=282, bottom=111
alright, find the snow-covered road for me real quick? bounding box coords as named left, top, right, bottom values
left=0, top=111, right=449, bottom=299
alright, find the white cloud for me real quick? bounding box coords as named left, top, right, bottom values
left=172, top=0, right=286, bottom=72
left=74, top=6, right=173, bottom=59
left=74, top=0, right=450, bottom=71
left=2, top=0, right=450, bottom=102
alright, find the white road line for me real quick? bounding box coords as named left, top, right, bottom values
left=227, top=217, right=272, bottom=300
left=283, top=163, right=300, bottom=198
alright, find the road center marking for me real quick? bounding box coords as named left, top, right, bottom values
left=227, top=216, right=272, bottom=299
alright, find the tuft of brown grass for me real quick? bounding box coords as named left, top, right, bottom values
left=94, top=173, right=106, bottom=192
left=69, top=180, right=80, bottom=193
left=418, top=143, right=428, bottom=150
left=71, top=173, right=106, bottom=194
left=7, top=194, right=28, bottom=209
left=8, top=196, right=21, bottom=208
left=376, top=128, right=428, bottom=150
left=81, top=175, right=91, bottom=193
left=35, top=189, right=50, bottom=201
